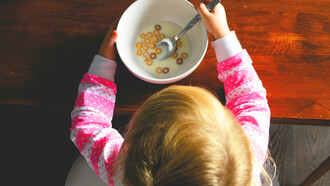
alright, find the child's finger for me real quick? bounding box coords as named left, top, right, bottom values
left=104, top=29, right=118, bottom=48
left=109, top=30, right=118, bottom=46
left=201, top=0, right=212, bottom=6
left=103, top=18, right=119, bottom=45
left=197, top=3, right=212, bottom=18
left=109, top=17, right=120, bottom=32
left=212, top=2, right=224, bottom=14
left=98, top=29, right=118, bottom=60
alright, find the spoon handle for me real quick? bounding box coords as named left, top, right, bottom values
left=175, top=0, right=221, bottom=40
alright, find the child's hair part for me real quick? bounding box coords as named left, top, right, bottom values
left=119, top=85, right=264, bottom=185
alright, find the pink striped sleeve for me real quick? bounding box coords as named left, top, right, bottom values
left=217, top=50, right=271, bottom=165
left=70, top=73, right=124, bottom=185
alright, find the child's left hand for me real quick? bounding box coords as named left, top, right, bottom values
left=98, top=25, right=118, bottom=60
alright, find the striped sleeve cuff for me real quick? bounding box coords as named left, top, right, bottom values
left=87, top=55, right=117, bottom=82
left=211, top=31, right=243, bottom=63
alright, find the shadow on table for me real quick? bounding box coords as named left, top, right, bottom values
left=35, top=35, right=168, bottom=108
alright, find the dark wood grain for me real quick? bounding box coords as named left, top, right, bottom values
left=300, top=156, right=330, bottom=186
left=296, top=125, right=330, bottom=185
left=0, top=0, right=329, bottom=122
left=269, top=124, right=296, bottom=185
left=269, top=124, right=330, bottom=186
left=0, top=104, right=79, bottom=185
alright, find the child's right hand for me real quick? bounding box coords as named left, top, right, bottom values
left=197, top=0, right=231, bottom=40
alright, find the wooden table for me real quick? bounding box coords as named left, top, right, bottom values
left=1, top=0, right=329, bottom=124
left=1, top=0, right=329, bottom=123
left=0, top=0, right=329, bottom=184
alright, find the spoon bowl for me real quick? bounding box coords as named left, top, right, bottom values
left=156, top=0, right=220, bottom=60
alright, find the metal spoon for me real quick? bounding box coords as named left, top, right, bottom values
left=156, top=0, right=220, bottom=60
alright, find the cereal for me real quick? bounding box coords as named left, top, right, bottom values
left=153, top=30, right=160, bottom=36
left=181, top=52, right=188, bottom=59
left=149, top=53, right=157, bottom=60
left=162, top=67, right=169, bottom=74
left=142, top=45, right=149, bottom=51
left=137, top=50, right=142, bottom=56
left=176, top=58, right=183, bottom=65
left=136, top=42, right=142, bottom=49
left=135, top=21, right=191, bottom=76
left=143, top=51, right=149, bottom=57
left=155, top=47, right=162, bottom=54
left=151, top=37, right=158, bottom=43
left=149, top=43, right=155, bottom=49
left=140, top=33, right=146, bottom=39
left=171, top=52, right=178, bottom=59
left=147, top=32, right=153, bottom=38
left=144, top=38, right=151, bottom=44
left=156, top=67, right=162, bottom=74
left=159, top=34, right=166, bottom=39
left=146, top=59, right=153, bottom=66
left=155, top=24, right=161, bottom=30
left=176, top=40, right=182, bottom=47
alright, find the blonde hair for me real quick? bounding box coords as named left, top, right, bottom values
left=118, top=85, right=273, bottom=185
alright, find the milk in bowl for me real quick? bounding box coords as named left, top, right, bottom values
left=134, top=21, right=191, bottom=77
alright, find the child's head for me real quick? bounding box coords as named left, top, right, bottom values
left=120, top=85, right=257, bottom=185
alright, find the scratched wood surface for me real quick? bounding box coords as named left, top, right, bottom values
left=295, top=125, right=330, bottom=185
left=0, top=0, right=329, bottom=123
left=269, top=124, right=296, bottom=185
left=269, top=124, right=330, bottom=185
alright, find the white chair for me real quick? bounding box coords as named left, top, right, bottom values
left=65, top=155, right=107, bottom=186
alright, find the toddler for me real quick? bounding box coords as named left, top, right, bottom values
left=70, top=1, right=274, bottom=185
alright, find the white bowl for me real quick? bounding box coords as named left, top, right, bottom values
left=117, top=0, right=208, bottom=84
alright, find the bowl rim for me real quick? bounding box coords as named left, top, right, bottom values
left=117, top=0, right=209, bottom=84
